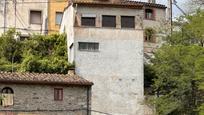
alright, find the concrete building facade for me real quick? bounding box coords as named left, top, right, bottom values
left=0, top=72, right=93, bottom=115
left=0, top=0, right=48, bottom=37
left=48, top=0, right=68, bottom=34
left=60, top=0, right=166, bottom=114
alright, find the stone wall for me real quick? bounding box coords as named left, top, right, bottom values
left=0, top=84, right=91, bottom=115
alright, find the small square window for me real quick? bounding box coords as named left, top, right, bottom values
left=121, top=16, right=135, bottom=28
left=56, top=12, right=63, bottom=25
left=54, top=88, right=63, bottom=101
left=30, top=10, right=42, bottom=24
left=102, top=15, right=116, bottom=28
left=79, top=42, right=99, bottom=51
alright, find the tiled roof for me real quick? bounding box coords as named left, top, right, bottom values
left=73, top=0, right=166, bottom=9
left=123, top=1, right=166, bottom=8
left=0, top=71, right=93, bottom=86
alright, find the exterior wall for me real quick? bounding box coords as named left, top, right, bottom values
left=48, top=0, right=67, bottom=34
left=0, top=0, right=48, bottom=35
left=73, top=6, right=144, bottom=115
left=60, top=5, right=75, bottom=63
left=143, top=7, right=167, bottom=54
left=0, top=84, right=91, bottom=115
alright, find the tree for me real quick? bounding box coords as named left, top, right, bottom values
left=0, top=29, right=73, bottom=74
left=151, top=45, right=204, bottom=115
left=147, top=9, right=204, bottom=115
left=0, top=29, right=22, bottom=71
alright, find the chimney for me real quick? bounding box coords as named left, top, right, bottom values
left=68, top=68, right=75, bottom=75
left=148, top=0, right=156, bottom=3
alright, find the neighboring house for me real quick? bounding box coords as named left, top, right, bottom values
left=0, top=0, right=48, bottom=38
left=143, top=0, right=167, bottom=61
left=48, top=0, right=68, bottom=34
left=0, top=71, right=93, bottom=115
left=60, top=0, right=166, bottom=114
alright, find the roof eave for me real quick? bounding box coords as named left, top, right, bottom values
left=0, top=80, right=94, bottom=86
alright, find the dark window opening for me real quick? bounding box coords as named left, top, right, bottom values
left=81, top=17, right=96, bottom=27
left=2, top=87, right=14, bottom=94
left=102, top=15, right=116, bottom=27
left=121, top=16, right=135, bottom=28
left=30, top=10, right=42, bottom=24
left=145, top=9, right=154, bottom=20
left=79, top=42, right=99, bottom=51
left=54, top=88, right=63, bottom=101
left=144, top=28, right=156, bottom=43
left=144, top=35, right=156, bottom=43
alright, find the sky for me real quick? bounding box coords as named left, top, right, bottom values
left=138, top=0, right=189, bottom=17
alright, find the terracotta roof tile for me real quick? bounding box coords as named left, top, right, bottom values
left=73, top=0, right=166, bottom=9
left=0, top=71, right=93, bottom=86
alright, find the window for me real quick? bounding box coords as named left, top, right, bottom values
left=30, top=10, right=42, bottom=24
left=145, top=9, right=154, bottom=20
left=81, top=14, right=96, bottom=27
left=56, top=12, right=63, bottom=25
left=102, top=15, right=116, bottom=27
left=79, top=42, right=99, bottom=51
left=144, top=28, right=156, bottom=43
left=1, top=87, right=14, bottom=106
left=54, top=88, right=63, bottom=101
left=121, top=16, right=135, bottom=28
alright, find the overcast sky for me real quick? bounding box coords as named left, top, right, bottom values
left=138, top=0, right=189, bottom=17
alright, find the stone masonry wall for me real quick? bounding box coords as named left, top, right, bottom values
left=0, top=84, right=91, bottom=115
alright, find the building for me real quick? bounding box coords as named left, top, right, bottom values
left=143, top=0, right=167, bottom=61
left=0, top=71, right=93, bottom=115
left=60, top=0, right=166, bottom=114
left=48, top=0, right=68, bottom=34
left=0, top=0, right=48, bottom=37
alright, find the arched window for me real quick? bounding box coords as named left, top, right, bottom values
left=145, top=9, right=155, bottom=20
left=1, top=87, right=14, bottom=106
left=2, top=87, right=14, bottom=94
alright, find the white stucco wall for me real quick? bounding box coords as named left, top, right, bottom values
left=60, top=5, right=75, bottom=63
left=74, top=28, right=144, bottom=115
left=72, top=6, right=144, bottom=115
left=0, top=0, right=48, bottom=35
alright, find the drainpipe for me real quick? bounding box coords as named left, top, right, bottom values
left=3, top=0, right=7, bottom=32
left=87, top=86, right=91, bottom=115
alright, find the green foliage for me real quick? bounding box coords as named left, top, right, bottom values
left=144, top=64, right=156, bottom=88
left=0, top=29, right=71, bottom=74
left=152, top=45, right=204, bottom=115
left=148, top=9, right=204, bottom=115
left=145, top=27, right=155, bottom=41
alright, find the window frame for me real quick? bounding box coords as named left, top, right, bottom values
left=78, top=42, right=99, bottom=52
left=1, top=87, right=14, bottom=106
left=54, top=88, right=63, bottom=101
left=55, top=12, right=63, bottom=25
left=144, top=34, right=156, bottom=43
left=102, top=15, right=116, bottom=28
left=81, top=14, right=96, bottom=27
left=30, top=10, right=42, bottom=25
left=121, top=16, right=135, bottom=29
left=144, top=8, right=155, bottom=20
